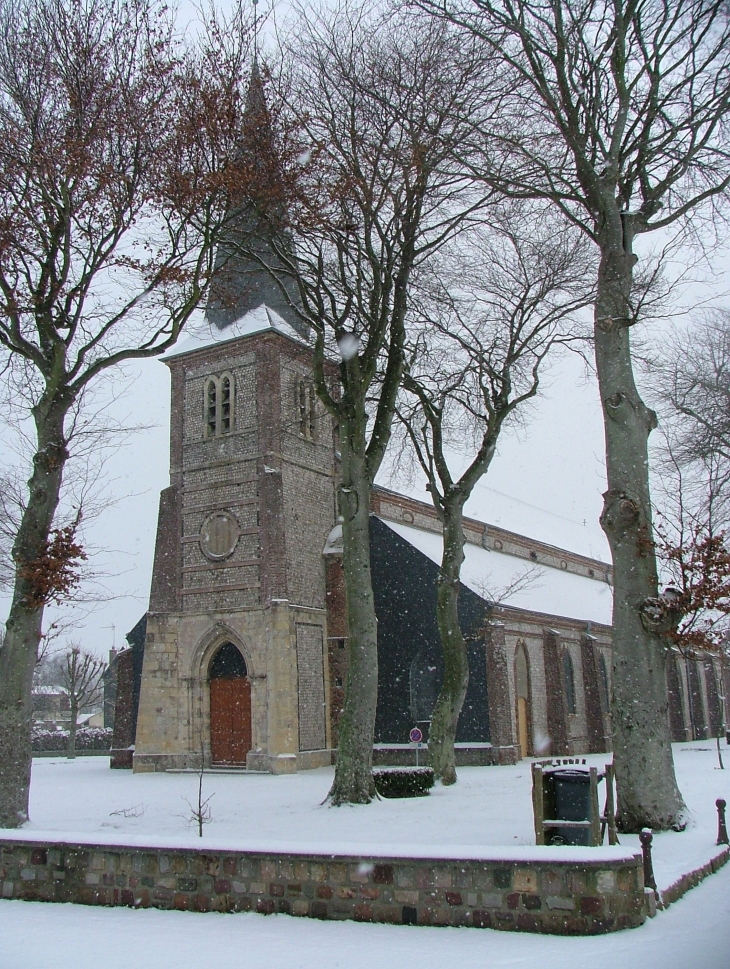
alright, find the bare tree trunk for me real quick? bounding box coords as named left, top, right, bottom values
left=67, top=696, right=78, bottom=760
left=0, top=399, right=68, bottom=825
left=428, top=497, right=469, bottom=785
left=328, top=432, right=378, bottom=805
left=594, top=225, right=686, bottom=831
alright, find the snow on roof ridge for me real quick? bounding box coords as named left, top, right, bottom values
left=372, top=484, right=612, bottom=574
left=162, top=303, right=310, bottom=360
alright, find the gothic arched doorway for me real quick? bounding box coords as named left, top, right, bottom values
left=208, top=642, right=252, bottom=766
left=515, top=642, right=532, bottom=759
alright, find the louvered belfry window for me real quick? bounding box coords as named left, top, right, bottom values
left=298, top=380, right=317, bottom=440
left=204, top=373, right=235, bottom=438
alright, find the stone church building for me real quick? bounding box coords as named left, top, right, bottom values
left=114, top=70, right=726, bottom=776
left=127, top=290, right=616, bottom=775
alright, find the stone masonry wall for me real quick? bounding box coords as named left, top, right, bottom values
left=296, top=624, right=327, bottom=752
left=0, top=839, right=646, bottom=935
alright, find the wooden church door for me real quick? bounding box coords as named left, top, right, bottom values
left=209, top=642, right=252, bottom=766
left=515, top=643, right=532, bottom=759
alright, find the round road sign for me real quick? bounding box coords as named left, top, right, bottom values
left=409, top=726, right=423, bottom=744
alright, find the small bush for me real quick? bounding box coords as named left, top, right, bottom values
left=373, top=767, right=434, bottom=799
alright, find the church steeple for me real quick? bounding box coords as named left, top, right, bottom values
left=206, top=59, right=305, bottom=336
left=245, top=52, right=266, bottom=124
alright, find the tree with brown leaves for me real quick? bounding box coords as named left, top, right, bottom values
left=0, top=0, right=255, bottom=826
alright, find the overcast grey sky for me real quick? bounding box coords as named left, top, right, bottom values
left=1, top=0, right=728, bottom=659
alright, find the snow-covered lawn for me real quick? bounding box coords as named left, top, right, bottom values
left=7, top=741, right=729, bottom=892
left=2, top=862, right=730, bottom=969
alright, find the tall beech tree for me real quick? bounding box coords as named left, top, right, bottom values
left=399, top=210, right=593, bottom=784
left=260, top=5, right=494, bottom=803
left=0, top=0, right=255, bottom=826
left=418, top=0, right=730, bottom=830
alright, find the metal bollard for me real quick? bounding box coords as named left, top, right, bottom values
left=716, top=798, right=729, bottom=846
left=640, top=829, right=657, bottom=891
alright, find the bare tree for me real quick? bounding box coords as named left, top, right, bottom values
left=257, top=5, right=494, bottom=803
left=0, top=0, right=256, bottom=826
left=416, top=0, right=730, bottom=830
left=58, top=645, right=106, bottom=758
left=182, top=729, right=214, bottom=837
left=651, top=310, right=730, bottom=494
left=398, top=208, right=593, bottom=783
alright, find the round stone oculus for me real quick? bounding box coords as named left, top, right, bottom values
left=200, top=511, right=240, bottom=560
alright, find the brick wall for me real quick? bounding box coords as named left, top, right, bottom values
left=581, top=635, right=609, bottom=754
left=0, top=838, right=646, bottom=935
left=279, top=357, right=337, bottom=610
left=484, top=623, right=519, bottom=763
left=543, top=630, right=570, bottom=756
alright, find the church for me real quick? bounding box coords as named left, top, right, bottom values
left=111, top=70, right=725, bottom=775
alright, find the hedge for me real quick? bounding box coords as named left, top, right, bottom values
left=372, top=767, right=434, bottom=798
left=31, top=727, right=113, bottom=751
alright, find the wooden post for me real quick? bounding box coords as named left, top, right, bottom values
left=605, top=763, right=618, bottom=845
left=532, top=763, right=545, bottom=845
left=588, top=766, right=599, bottom=846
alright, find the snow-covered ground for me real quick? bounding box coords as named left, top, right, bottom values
left=2, top=863, right=730, bottom=969
left=2, top=742, right=729, bottom=967
left=5, top=742, right=729, bottom=892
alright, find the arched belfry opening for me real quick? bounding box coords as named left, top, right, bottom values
left=208, top=642, right=252, bottom=766
left=515, top=642, right=532, bottom=759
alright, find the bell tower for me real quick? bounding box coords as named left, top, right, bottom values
left=133, top=64, right=337, bottom=773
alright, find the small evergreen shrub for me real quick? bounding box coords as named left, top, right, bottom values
left=373, top=767, right=434, bottom=798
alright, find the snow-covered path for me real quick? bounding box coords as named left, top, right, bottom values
left=2, top=861, right=729, bottom=969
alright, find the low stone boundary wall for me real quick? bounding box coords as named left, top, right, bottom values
left=0, top=838, right=645, bottom=934
left=660, top=846, right=730, bottom=908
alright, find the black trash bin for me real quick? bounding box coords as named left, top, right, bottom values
left=543, top=769, right=591, bottom=846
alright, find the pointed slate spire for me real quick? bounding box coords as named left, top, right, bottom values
left=245, top=51, right=267, bottom=126
left=205, top=59, right=305, bottom=336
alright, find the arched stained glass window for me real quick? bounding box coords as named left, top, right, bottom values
left=209, top=641, right=247, bottom=680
